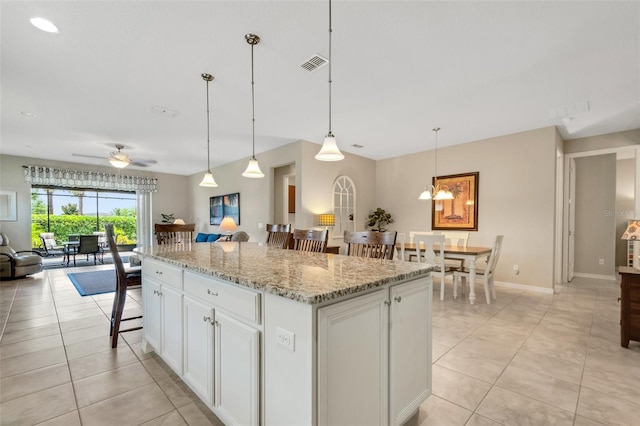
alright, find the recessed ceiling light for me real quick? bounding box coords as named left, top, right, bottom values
left=30, top=17, right=59, bottom=33
left=20, top=111, right=37, bottom=118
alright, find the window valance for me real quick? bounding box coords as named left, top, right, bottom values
left=23, top=165, right=157, bottom=192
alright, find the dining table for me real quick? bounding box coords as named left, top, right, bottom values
left=61, top=240, right=80, bottom=266
left=403, top=243, right=492, bottom=304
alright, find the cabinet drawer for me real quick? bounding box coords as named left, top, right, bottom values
left=184, top=271, right=260, bottom=325
left=144, top=258, right=183, bottom=289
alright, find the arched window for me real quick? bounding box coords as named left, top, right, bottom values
left=332, top=176, right=356, bottom=238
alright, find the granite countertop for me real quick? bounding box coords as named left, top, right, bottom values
left=135, top=242, right=433, bottom=304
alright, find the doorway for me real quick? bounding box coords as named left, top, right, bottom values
left=273, top=163, right=295, bottom=228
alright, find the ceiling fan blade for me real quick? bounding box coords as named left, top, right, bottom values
left=131, top=158, right=157, bottom=164
left=72, top=153, right=107, bottom=160
left=130, top=161, right=151, bottom=167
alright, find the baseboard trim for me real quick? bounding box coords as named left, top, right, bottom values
left=572, top=273, right=616, bottom=281
left=494, top=280, right=554, bottom=294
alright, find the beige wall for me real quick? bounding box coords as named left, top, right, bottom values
left=0, top=154, right=188, bottom=251
left=564, top=128, right=640, bottom=153
left=376, top=126, right=559, bottom=289
left=615, top=158, right=635, bottom=266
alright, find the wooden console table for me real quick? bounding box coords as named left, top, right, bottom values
left=618, top=266, right=640, bottom=348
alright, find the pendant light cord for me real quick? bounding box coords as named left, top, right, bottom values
left=251, top=41, right=256, bottom=159
left=433, top=127, right=439, bottom=180
left=206, top=79, right=211, bottom=171
left=328, top=0, right=333, bottom=135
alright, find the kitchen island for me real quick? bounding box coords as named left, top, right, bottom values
left=136, top=242, right=433, bottom=425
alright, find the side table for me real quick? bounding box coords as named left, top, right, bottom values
left=618, top=266, right=640, bottom=348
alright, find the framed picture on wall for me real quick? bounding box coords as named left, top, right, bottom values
left=210, top=192, right=240, bottom=226
left=0, top=191, right=17, bottom=221
left=432, top=172, right=479, bottom=231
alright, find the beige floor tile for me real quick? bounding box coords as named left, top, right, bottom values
left=156, top=375, right=198, bottom=408
left=64, top=335, right=116, bottom=360
left=33, top=410, right=81, bottom=426
left=177, top=400, right=225, bottom=426
left=68, top=344, right=139, bottom=381
left=2, top=315, right=59, bottom=333
left=414, top=395, right=472, bottom=426
left=58, top=314, right=110, bottom=333
left=56, top=306, right=105, bottom=322
left=522, top=333, right=588, bottom=364
left=0, top=345, right=67, bottom=378
left=142, top=355, right=178, bottom=382
left=0, top=383, right=77, bottom=426
left=0, top=323, right=60, bottom=345
left=465, top=414, right=503, bottom=426
left=477, top=386, right=574, bottom=426
left=435, top=347, right=509, bottom=384
left=432, top=325, right=472, bottom=347
left=454, top=335, right=520, bottom=362
left=432, top=365, right=492, bottom=411
left=78, top=382, right=174, bottom=426
left=62, top=322, right=110, bottom=345
left=573, top=415, right=608, bottom=426
left=581, top=366, right=640, bottom=406
left=140, top=410, right=188, bottom=426
left=495, top=365, right=580, bottom=412
left=74, top=362, right=154, bottom=407
left=509, top=348, right=584, bottom=385
left=0, top=333, right=63, bottom=360
left=577, top=386, right=640, bottom=426
left=431, top=342, right=451, bottom=362
left=0, top=362, right=70, bottom=403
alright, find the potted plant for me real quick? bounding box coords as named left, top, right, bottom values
left=366, top=208, right=394, bottom=232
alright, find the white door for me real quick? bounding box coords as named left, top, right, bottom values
left=317, top=289, right=389, bottom=426
left=161, top=285, right=183, bottom=374
left=143, top=279, right=162, bottom=352
left=568, top=158, right=576, bottom=281
left=183, top=296, right=214, bottom=405
left=214, top=311, right=260, bottom=426
left=389, top=278, right=432, bottom=425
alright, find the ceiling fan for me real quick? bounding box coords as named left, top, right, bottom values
left=72, top=144, right=157, bottom=168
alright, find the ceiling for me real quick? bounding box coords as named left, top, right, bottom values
left=2, top=1, right=639, bottom=176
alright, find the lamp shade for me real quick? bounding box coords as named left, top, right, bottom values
left=109, top=158, right=129, bottom=168
left=199, top=172, right=218, bottom=187
left=315, top=134, right=344, bottom=161
left=218, top=217, right=238, bottom=233
left=242, top=158, right=264, bottom=178
left=173, top=218, right=185, bottom=225
left=622, top=220, right=640, bottom=240
left=317, top=214, right=335, bottom=227
left=418, top=187, right=433, bottom=200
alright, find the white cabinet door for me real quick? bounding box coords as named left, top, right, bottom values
left=143, top=278, right=162, bottom=352
left=161, top=285, right=183, bottom=374
left=317, top=289, right=389, bottom=426
left=183, top=295, right=214, bottom=406
left=214, top=311, right=260, bottom=426
left=389, top=278, right=432, bottom=425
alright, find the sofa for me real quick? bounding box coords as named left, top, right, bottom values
left=0, top=232, right=43, bottom=279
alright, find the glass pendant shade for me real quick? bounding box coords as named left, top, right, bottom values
left=434, top=188, right=454, bottom=200
left=418, top=187, right=433, bottom=200
left=109, top=158, right=129, bottom=168
left=315, top=133, right=344, bottom=161
left=199, top=171, right=218, bottom=187
left=242, top=157, right=264, bottom=178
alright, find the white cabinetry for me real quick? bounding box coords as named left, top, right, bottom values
left=318, top=277, right=432, bottom=426
left=183, top=295, right=214, bottom=405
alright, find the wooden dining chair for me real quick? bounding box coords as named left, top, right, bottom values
left=291, top=229, right=328, bottom=253
left=453, top=235, right=504, bottom=304
left=266, top=224, right=292, bottom=249
left=394, top=232, right=406, bottom=261
left=105, top=223, right=142, bottom=348
left=154, top=223, right=195, bottom=244
left=344, top=231, right=397, bottom=260
left=413, top=234, right=455, bottom=301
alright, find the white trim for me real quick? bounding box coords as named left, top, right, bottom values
left=493, top=281, right=554, bottom=294
left=572, top=272, right=617, bottom=282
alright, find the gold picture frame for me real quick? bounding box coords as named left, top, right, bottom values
left=431, top=172, right=479, bottom=231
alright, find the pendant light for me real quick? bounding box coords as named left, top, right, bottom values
left=418, top=127, right=453, bottom=200
left=242, top=33, right=265, bottom=178
left=199, top=73, right=218, bottom=187
left=315, top=0, right=344, bottom=161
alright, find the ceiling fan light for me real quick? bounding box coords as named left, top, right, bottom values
left=242, top=157, right=264, bottom=178
left=109, top=158, right=129, bottom=168
left=315, top=133, right=344, bottom=161
left=199, top=171, right=218, bottom=187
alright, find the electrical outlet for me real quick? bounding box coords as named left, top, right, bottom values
left=599, top=258, right=604, bottom=265
left=276, top=327, right=295, bottom=351
left=258, top=222, right=264, bottom=229
left=513, top=264, right=520, bottom=275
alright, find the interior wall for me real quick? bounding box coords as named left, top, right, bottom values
left=616, top=157, right=635, bottom=266
left=376, top=126, right=558, bottom=289
left=0, top=154, right=188, bottom=251
left=564, top=128, right=640, bottom=153
left=574, top=154, right=616, bottom=277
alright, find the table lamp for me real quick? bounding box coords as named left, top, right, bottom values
left=173, top=218, right=186, bottom=225
left=317, top=214, right=335, bottom=230
left=219, top=217, right=238, bottom=241
left=621, top=220, right=640, bottom=269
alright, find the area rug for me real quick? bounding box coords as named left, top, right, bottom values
left=67, top=269, right=116, bottom=296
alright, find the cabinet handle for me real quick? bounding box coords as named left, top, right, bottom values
left=153, top=290, right=157, bottom=295
left=203, top=316, right=211, bottom=323
left=213, top=320, right=219, bottom=327
left=155, top=270, right=163, bottom=275
left=384, top=300, right=391, bottom=306
left=207, top=289, right=219, bottom=296
left=157, top=291, right=163, bottom=297
left=394, top=296, right=402, bottom=303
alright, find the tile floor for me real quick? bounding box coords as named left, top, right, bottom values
left=1, top=267, right=639, bottom=425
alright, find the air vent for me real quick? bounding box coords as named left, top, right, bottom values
left=300, top=54, right=328, bottom=72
